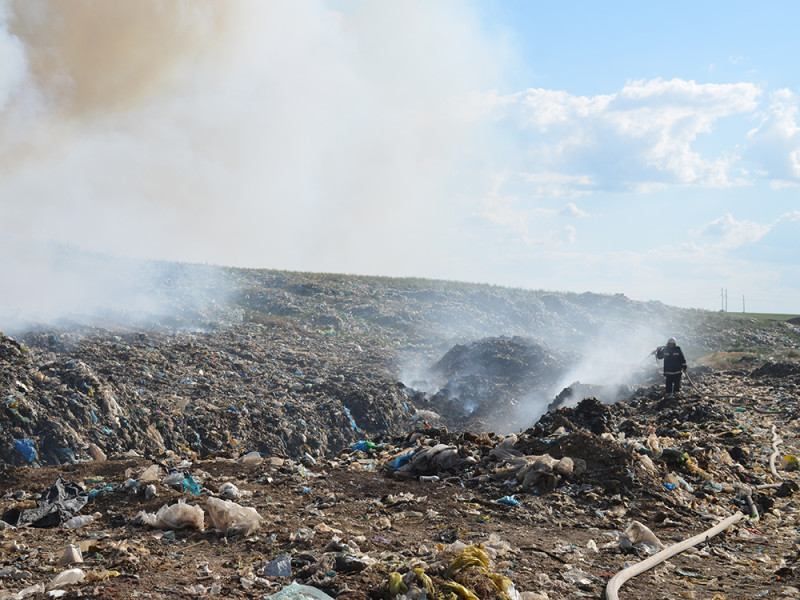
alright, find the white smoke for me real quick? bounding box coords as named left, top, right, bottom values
left=0, top=0, right=509, bottom=330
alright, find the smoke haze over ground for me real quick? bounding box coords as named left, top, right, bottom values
left=0, top=0, right=509, bottom=329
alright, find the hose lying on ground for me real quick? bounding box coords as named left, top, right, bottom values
left=606, top=423, right=786, bottom=599
left=605, top=511, right=745, bottom=600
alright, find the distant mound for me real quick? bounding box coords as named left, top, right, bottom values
left=750, top=361, right=800, bottom=378
left=433, top=335, right=563, bottom=385
left=417, top=336, right=570, bottom=430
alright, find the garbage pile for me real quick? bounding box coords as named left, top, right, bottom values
left=412, top=336, right=570, bottom=430
left=1, top=326, right=412, bottom=467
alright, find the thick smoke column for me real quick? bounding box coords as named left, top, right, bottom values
left=0, top=0, right=507, bottom=330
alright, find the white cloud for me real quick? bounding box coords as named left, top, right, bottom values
left=694, top=213, right=771, bottom=250
left=495, top=78, right=761, bottom=195
left=747, top=89, right=800, bottom=183
left=561, top=202, right=589, bottom=218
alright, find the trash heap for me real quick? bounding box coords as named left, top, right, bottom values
left=414, top=336, right=571, bottom=431
left=1, top=327, right=413, bottom=467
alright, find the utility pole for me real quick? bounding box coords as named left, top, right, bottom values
left=721, top=288, right=724, bottom=312
left=725, top=288, right=728, bottom=312
left=742, top=295, right=746, bottom=314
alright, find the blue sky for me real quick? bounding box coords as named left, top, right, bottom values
left=0, top=1, right=798, bottom=315
left=454, top=1, right=800, bottom=312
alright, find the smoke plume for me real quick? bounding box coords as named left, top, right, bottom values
left=0, top=0, right=507, bottom=329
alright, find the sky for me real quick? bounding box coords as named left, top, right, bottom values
left=0, top=0, right=798, bottom=316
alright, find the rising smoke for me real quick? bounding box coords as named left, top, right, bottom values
left=0, top=0, right=508, bottom=330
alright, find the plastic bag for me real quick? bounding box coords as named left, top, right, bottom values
left=14, top=439, right=38, bottom=463
left=619, top=520, right=664, bottom=553
left=137, top=500, right=205, bottom=531
left=48, top=568, right=86, bottom=590
left=206, top=497, right=262, bottom=536
left=265, top=582, right=334, bottom=600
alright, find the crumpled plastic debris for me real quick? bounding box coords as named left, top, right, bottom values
left=48, top=568, right=86, bottom=590
left=205, top=497, right=262, bottom=536
left=136, top=500, right=205, bottom=531
left=264, top=582, right=334, bottom=599
left=1, top=478, right=88, bottom=528
left=219, top=482, right=240, bottom=499
left=13, top=439, right=37, bottom=464
left=58, top=544, right=84, bottom=566
left=239, top=451, right=263, bottom=465
left=63, top=514, right=94, bottom=529
left=496, top=495, right=521, bottom=507
left=351, top=440, right=377, bottom=452
left=385, top=544, right=521, bottom=600
left=182, top=474, right=202, bottom=496
left=619, top=520, right=665, bottom=553
left=262, top=554, right=292, bottom=577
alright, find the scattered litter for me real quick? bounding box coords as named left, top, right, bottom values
left=496, top=495, right=522, bottom=507
left=619, top=521, right=665, bottom=553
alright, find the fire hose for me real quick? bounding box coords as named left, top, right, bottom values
left=605, top=423, right=785, bottom=599
left=606, top=511, right=744, bottom=600
left=604, top=511, right=745, bottom=600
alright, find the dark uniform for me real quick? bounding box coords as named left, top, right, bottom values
left=656, top=344, right=687, bottom=395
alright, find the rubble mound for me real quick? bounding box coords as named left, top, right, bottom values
left=432, top=336, right=562, bottom=384
left=421, top=336, right=568, bottom=428
left=514, top=430, right=647, bottom=494
left=532, top=397, right=615, bottom=436
left=750, top=361, right=800, bottom=378
left=1, top=328, right=412, bottom=467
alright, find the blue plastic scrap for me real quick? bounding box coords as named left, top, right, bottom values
left=496, top=495, right=521, bottom=507
left=350, top=440, right=377, bottom=452
left=342, top=406, right=362, bottom=432
left=182, top=474, right=202, bottom=496
left=13, top=439, right=38, bottom=463
left=387, top=451, right=415, bottom=470
left=263, top=554, right=292, bottom=578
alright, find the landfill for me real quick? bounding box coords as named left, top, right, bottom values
left=1, top=267, right=800, bottom=598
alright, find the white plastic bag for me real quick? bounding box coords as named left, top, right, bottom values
left=137, top=500, right=205, bottom=531
left=48, top=568, right=85, bottom=590
left=206, top=497, right=262, bottom=536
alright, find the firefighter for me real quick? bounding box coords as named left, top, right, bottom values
left=655, top=337, right=687, bottom=397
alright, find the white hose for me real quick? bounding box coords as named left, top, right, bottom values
left=605, top=511, right=745, bottom=600
left=769, top=425, right=782, bottom=480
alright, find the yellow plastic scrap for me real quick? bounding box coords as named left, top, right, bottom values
left=446, top=545, right=490, bottom=576
left=488, top=572, right=514, bottom=594
left=684, top=456, right=712, bottom=480
left=440, top=581, right=480, bottom=600
left=445, top=545, right=516, bottom=600
left=86, top=569, right=121, bottom=582
left=388, top=572, right=407, bottom=595
left=412, top=567, right=436, bottom=595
